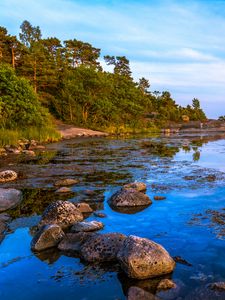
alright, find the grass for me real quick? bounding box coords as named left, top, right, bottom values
left=0, top=126, right=61, bottom=147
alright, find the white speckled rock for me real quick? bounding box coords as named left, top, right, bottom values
left=0, top=170, right=18, bottom=183
left=38, top=200, right=83, bottom=229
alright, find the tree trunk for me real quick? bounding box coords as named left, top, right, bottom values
left=11, top=47, right=15, bottom=68
left=34, top=58, right=37, bottom=93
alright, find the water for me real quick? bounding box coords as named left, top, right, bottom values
left=1, top=133, right=225, bottom=299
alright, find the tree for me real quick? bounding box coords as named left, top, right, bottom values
left=64, top=39, right=101, bottom=70
left=104, top=55, right=132, bottom=77
left=138, top=77, right=150, bottom=93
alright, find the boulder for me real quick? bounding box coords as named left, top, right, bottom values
left=0, top=188, right=22, bottom=212
left=108, top=189, right=152, bottom=207
left=58, top=232, right=94, bottom=254
left=123, top=182, right=147, bottom=193
left=38, top=200, right=83, bottom=229
left=0, top=170, right=18, bottom=183
left=31, top=224, right=65, bottom=251
left=71, top=220, right=104, bottom=233
left=54, top=178, right=78, bottom=186
left=55, top=187, right=72, bottom=193
left=127, top=287, right=160, bottom=300
left=81, top=233, right=126, bottom=262
left=117, top=235, right=175, bottom=279
left=74, top=202, right=93, bottom=213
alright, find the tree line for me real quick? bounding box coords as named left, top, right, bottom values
left=0, top=21, right=207, bottom=133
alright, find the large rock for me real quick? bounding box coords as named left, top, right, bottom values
left=31, top=224, right=65, bottom=251
left=54, top=178, right=78, bottom=186
left=108, top=189, right=152, bottom=207
left=81, top=233, right=126, bottom=262
left=71, top=220, right=104, bottom=233
left=0, top=188, right=22, bottom=212
left=123, top=182, right=147, bottom=193
left=58, top=232, right=94, bottom=254
left=117, top=235, right=175, bottom=279
left=38, top=200, right=83, bottom=229
left=0, top=170, right=18, bottom=183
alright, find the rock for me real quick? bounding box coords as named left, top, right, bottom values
left=81, top=232, right=126, bottom=262
left=173, top=255, right=192, bottom=266
left=157, top=279, right=176, bottom=290
left=58, top=232, right=94, bottom=254
left=54, top=178, right=78, bottom=186
left=71, top=220, right=104, bottom=232
left=5, top=146, right=21, bottom=154
left=0, top=188, right=22, bottom=212
left=0, top=148, right=7, bottom=156
left=108, top=189, right=152, bottom=207
left=31, top=224, right=65, bottom=251
left=0, top=170, right=18, bottom=183
left=154, top=196, right=166, bottom=200
left=22, top=150, right=35, bottom=156
left=123, top=182, right=147, bottom=193
left=38, top=200, right=83, bottom=229
left=209, top=282, right=225, bottom=291
left=94, top=211, right=107, bottom=218
left=55, top=187, right=72, bottom=193
left=117, top=235, right=175, bottom=279
left=74, top=202, right=93, bottom=213
left=128, top=286, right=160, bottom=300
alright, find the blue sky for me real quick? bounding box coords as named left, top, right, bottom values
left=1, top=0, right=225, bottom=118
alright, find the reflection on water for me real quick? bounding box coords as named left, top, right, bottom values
left=1, top=133, right=225, bottom=299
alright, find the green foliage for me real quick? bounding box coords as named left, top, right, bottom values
left=0, top=63, right=50, bottom=129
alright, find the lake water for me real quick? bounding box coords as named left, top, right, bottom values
left=1, top=133, right=225, bottom=299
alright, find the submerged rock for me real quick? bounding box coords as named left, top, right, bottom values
left=0, top=170, right=18, bottom=183
left=71, top=220, right=104, bottom=232
left=55, top=187, right=72, bottom=193
left=31, top=224, right=65, bottom=251
left=154, top=196, right=166, bottom=201
left=127, top=286, right=160, bottom=300
left=38, top=200, right=83, bottom=229
left=94, top=211, right=107, bottom=218
left=108, top=189, right=152, bottom=207
left=58, top=232, right=94, bottom=254
left=81, top=232, right=126, bottom=262
left=54, top=178, right=78, bottom=186
left=74, top=202, right=93, bottom=213
left=157, top=279, right=176, bottom=290
left=209, top=282, right=225, bottom=291
left=0, top=188, right=22, bottom=212
left=117, top=235, right=175, bottom=279
left=123, top=182, right=147, bottom=193
left=0, top=213, right=10, bottom=243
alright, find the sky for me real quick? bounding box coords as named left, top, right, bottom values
left=1, top=0, right=225, bottom=118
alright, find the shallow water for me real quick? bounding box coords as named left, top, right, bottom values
left=1, top=133, right=225, bottom=299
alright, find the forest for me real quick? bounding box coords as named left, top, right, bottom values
left=0, top=20, right=207, bottom=137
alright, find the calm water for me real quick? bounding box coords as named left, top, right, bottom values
left=1, top=133, right=225, bottom=299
